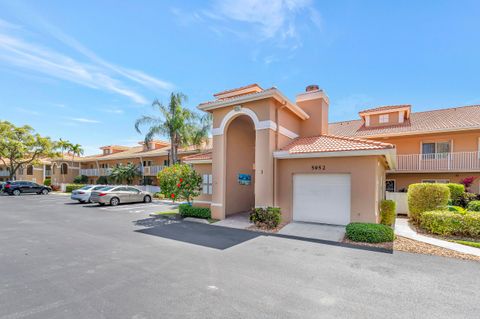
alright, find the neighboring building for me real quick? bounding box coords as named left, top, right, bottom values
left=191, top=83, right=480, bottom=225
left=77, top=140, right=207, bottom=185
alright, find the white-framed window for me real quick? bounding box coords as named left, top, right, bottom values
left=421, top=141, right=451, bottom=159
left=379, top=114, right=389, bottom=124
left=143, top=160, right=152, bottom=167
left=385, top=180, right=396, bottom=192
left=202, top=174, right=212, bottom=195
left=100, top=163, right=109, bottom=168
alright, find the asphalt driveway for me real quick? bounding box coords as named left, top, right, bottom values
left=0, top=193, right=479, bottom=319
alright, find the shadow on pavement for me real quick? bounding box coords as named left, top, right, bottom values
left=134, top=217, right=262, bottom=250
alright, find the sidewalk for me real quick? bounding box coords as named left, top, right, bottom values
left=395, top=218, right=480, bottom=257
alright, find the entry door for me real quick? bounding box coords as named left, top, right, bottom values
left=293, top=174, right=351, bottom=226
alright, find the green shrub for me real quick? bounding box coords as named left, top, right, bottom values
left=73, top=175, right=88, bottom=184
left=345, top=223, right=394, bottom=243
left=467, top=200, right=480, bottom=212
left=419, top=210, right=480, bottom=238
left=65, top=184, right=85, bottom=193
left=153, top=192, right=165, bottom=199
left=157, top=164, right=202, bottom=203
left=249, top=207, right=281, bottom=229
left=179, top=204, right=211, bottom=219
left=43, top=178, right=51, bottom=186
left=447, top=205, right=467, bottom=214
left=446, top=183, right=465, bottom=206
left=407, top=183, right=450, bottom=223
left=459, top=193, right=479, bottom=208
left=380, top=200, right=396, bottom=226
left=96, top=176, right=109, bottom=185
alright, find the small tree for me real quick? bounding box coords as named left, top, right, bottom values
left=0, top=121, right=58, bottom=180
left=109, top=164, right=141, bottom=185
left=157, top=164, right=202, bottom=203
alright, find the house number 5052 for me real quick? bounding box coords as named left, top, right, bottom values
left=312, top=165, right=325, bottom=171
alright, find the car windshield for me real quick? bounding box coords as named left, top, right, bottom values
left=93, top=186, right=105, bottom=190
left=79, top=186, right=93, bottom=190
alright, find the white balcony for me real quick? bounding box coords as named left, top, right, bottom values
left=79, top=168, right=112, bottom=176
left=393, top=152, right=480, bottom=172
left=142, top=165, right=164, bottom=176
left=0, top=170, right=10, bottom=177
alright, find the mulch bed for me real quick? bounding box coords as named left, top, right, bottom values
left=246, top=223, right=287, bottom=233
left=342, top=236, right=480, bottom=262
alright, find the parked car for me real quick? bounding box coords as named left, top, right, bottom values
left=71, top=185, right=106, bottom=203
left=90, top=186, right=152, bottom=206
left=4, top=181, right=51, bottom=196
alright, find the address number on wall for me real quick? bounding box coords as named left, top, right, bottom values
left=311, top=165, right=326, bottom=171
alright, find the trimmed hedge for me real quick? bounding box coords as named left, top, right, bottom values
left=65, top=184, right=86, bottom=193
left=250, top=207, right=281, bottom=229
left=43, top=178, right=51, bottom=187
left=179, top=204, right=211, bottom=219
left=73, top=175, right=88, bottom=184
left=467, top=200, right=480, bottom=212
left=446, top=183, right=465, bottom=206
left=420, top=210, right=480, bottom=238
left=380, top=199, right=396, bottom=226
left=346, top=223, right=394, bottom=243
left=407, top=183, right=450, bottom=223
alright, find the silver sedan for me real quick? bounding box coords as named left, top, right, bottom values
left=90, top=186, right=152, bottom=206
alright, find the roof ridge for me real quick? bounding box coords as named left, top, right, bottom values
left=323, top=134, right=394, bottom=147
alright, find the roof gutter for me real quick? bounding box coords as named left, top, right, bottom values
left=273, top=148, right=397, bottom=169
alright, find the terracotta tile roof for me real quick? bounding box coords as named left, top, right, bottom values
left=78, top=145, right=198, bottom=162
left=213, top=83, right=263, bottom=97
left=330, top=105, right=480, bottom=138
left=359, top=104, right=411, bottom=114
left=182, top=150, right=212, bottom=162
left=199, top=87, right=275, bottom=106
left=281, top=135, right=394, bottom=154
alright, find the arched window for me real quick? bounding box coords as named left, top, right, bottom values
left=26, top=165, right=33, bottom=175
left=61, top=163, right=68, bottom=175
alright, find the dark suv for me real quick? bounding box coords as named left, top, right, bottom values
left=4, top=181, right=51, bottom=196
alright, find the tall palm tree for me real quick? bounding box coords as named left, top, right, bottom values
left=69, top=143, right=84, bottom=176
left=57, top=139, right=72, bottom=182
left=135, top=93, right=209, bottom=164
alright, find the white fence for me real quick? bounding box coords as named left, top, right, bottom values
left=386, top=192, right=409, bottom=215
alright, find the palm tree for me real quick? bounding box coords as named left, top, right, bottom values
left=69, top=144, right=84, bottom=162
left=109, top=164, right=141, bottom=185
left=135, top=93, right=209, bottom=164
left=57, top=139, right=71, bottom=182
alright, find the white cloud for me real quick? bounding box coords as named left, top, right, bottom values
left=209, top=0, right=321, bottom=40
left=0, top=18, right=174, bottom=104
left=67, top=117, right=101, bottom=124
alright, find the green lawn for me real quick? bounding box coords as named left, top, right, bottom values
left=452, top=240, right=480, bottom=249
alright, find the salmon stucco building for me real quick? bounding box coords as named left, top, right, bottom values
left=185, top=83, right=480, bottom=225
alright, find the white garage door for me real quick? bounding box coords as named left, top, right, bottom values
left=293, top=174, right=351, bottom=225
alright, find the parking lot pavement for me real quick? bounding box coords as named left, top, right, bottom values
left=1, top=194, right=480, bottom=319
left=0, top=192, right=177, bottom=215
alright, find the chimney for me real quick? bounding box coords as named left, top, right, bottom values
left=296, top=84, right=329, bottom=136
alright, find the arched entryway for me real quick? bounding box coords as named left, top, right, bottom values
left=225, top=115, right=255, bottom=216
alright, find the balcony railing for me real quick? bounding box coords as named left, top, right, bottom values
left=0, top=170, right=9, bottom=177
left=79, top=168, right=112, bottom=176
left=142, top=165, right=164, bottom=176
left=394, top=152, right=480, bottom=172
left=45, top=169, right=52, bottom=176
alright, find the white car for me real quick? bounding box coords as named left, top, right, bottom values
left=71, top=185, right=107, bottom=203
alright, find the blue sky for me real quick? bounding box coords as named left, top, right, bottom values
left=0, top=0, right=479, bottom=155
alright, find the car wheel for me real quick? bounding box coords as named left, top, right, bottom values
left=143, top=195, right=152, bottom=203
left=13, top=189, right=21, bottom=196
left=41, top=189, right=49, bottom=195
left=110, top=197, right=120, bottom=206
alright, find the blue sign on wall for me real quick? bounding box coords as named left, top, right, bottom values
left=238, top=174, right=251, bottom=185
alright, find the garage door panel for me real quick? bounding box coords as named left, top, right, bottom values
left=293, top=174, right=351, bottom=225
